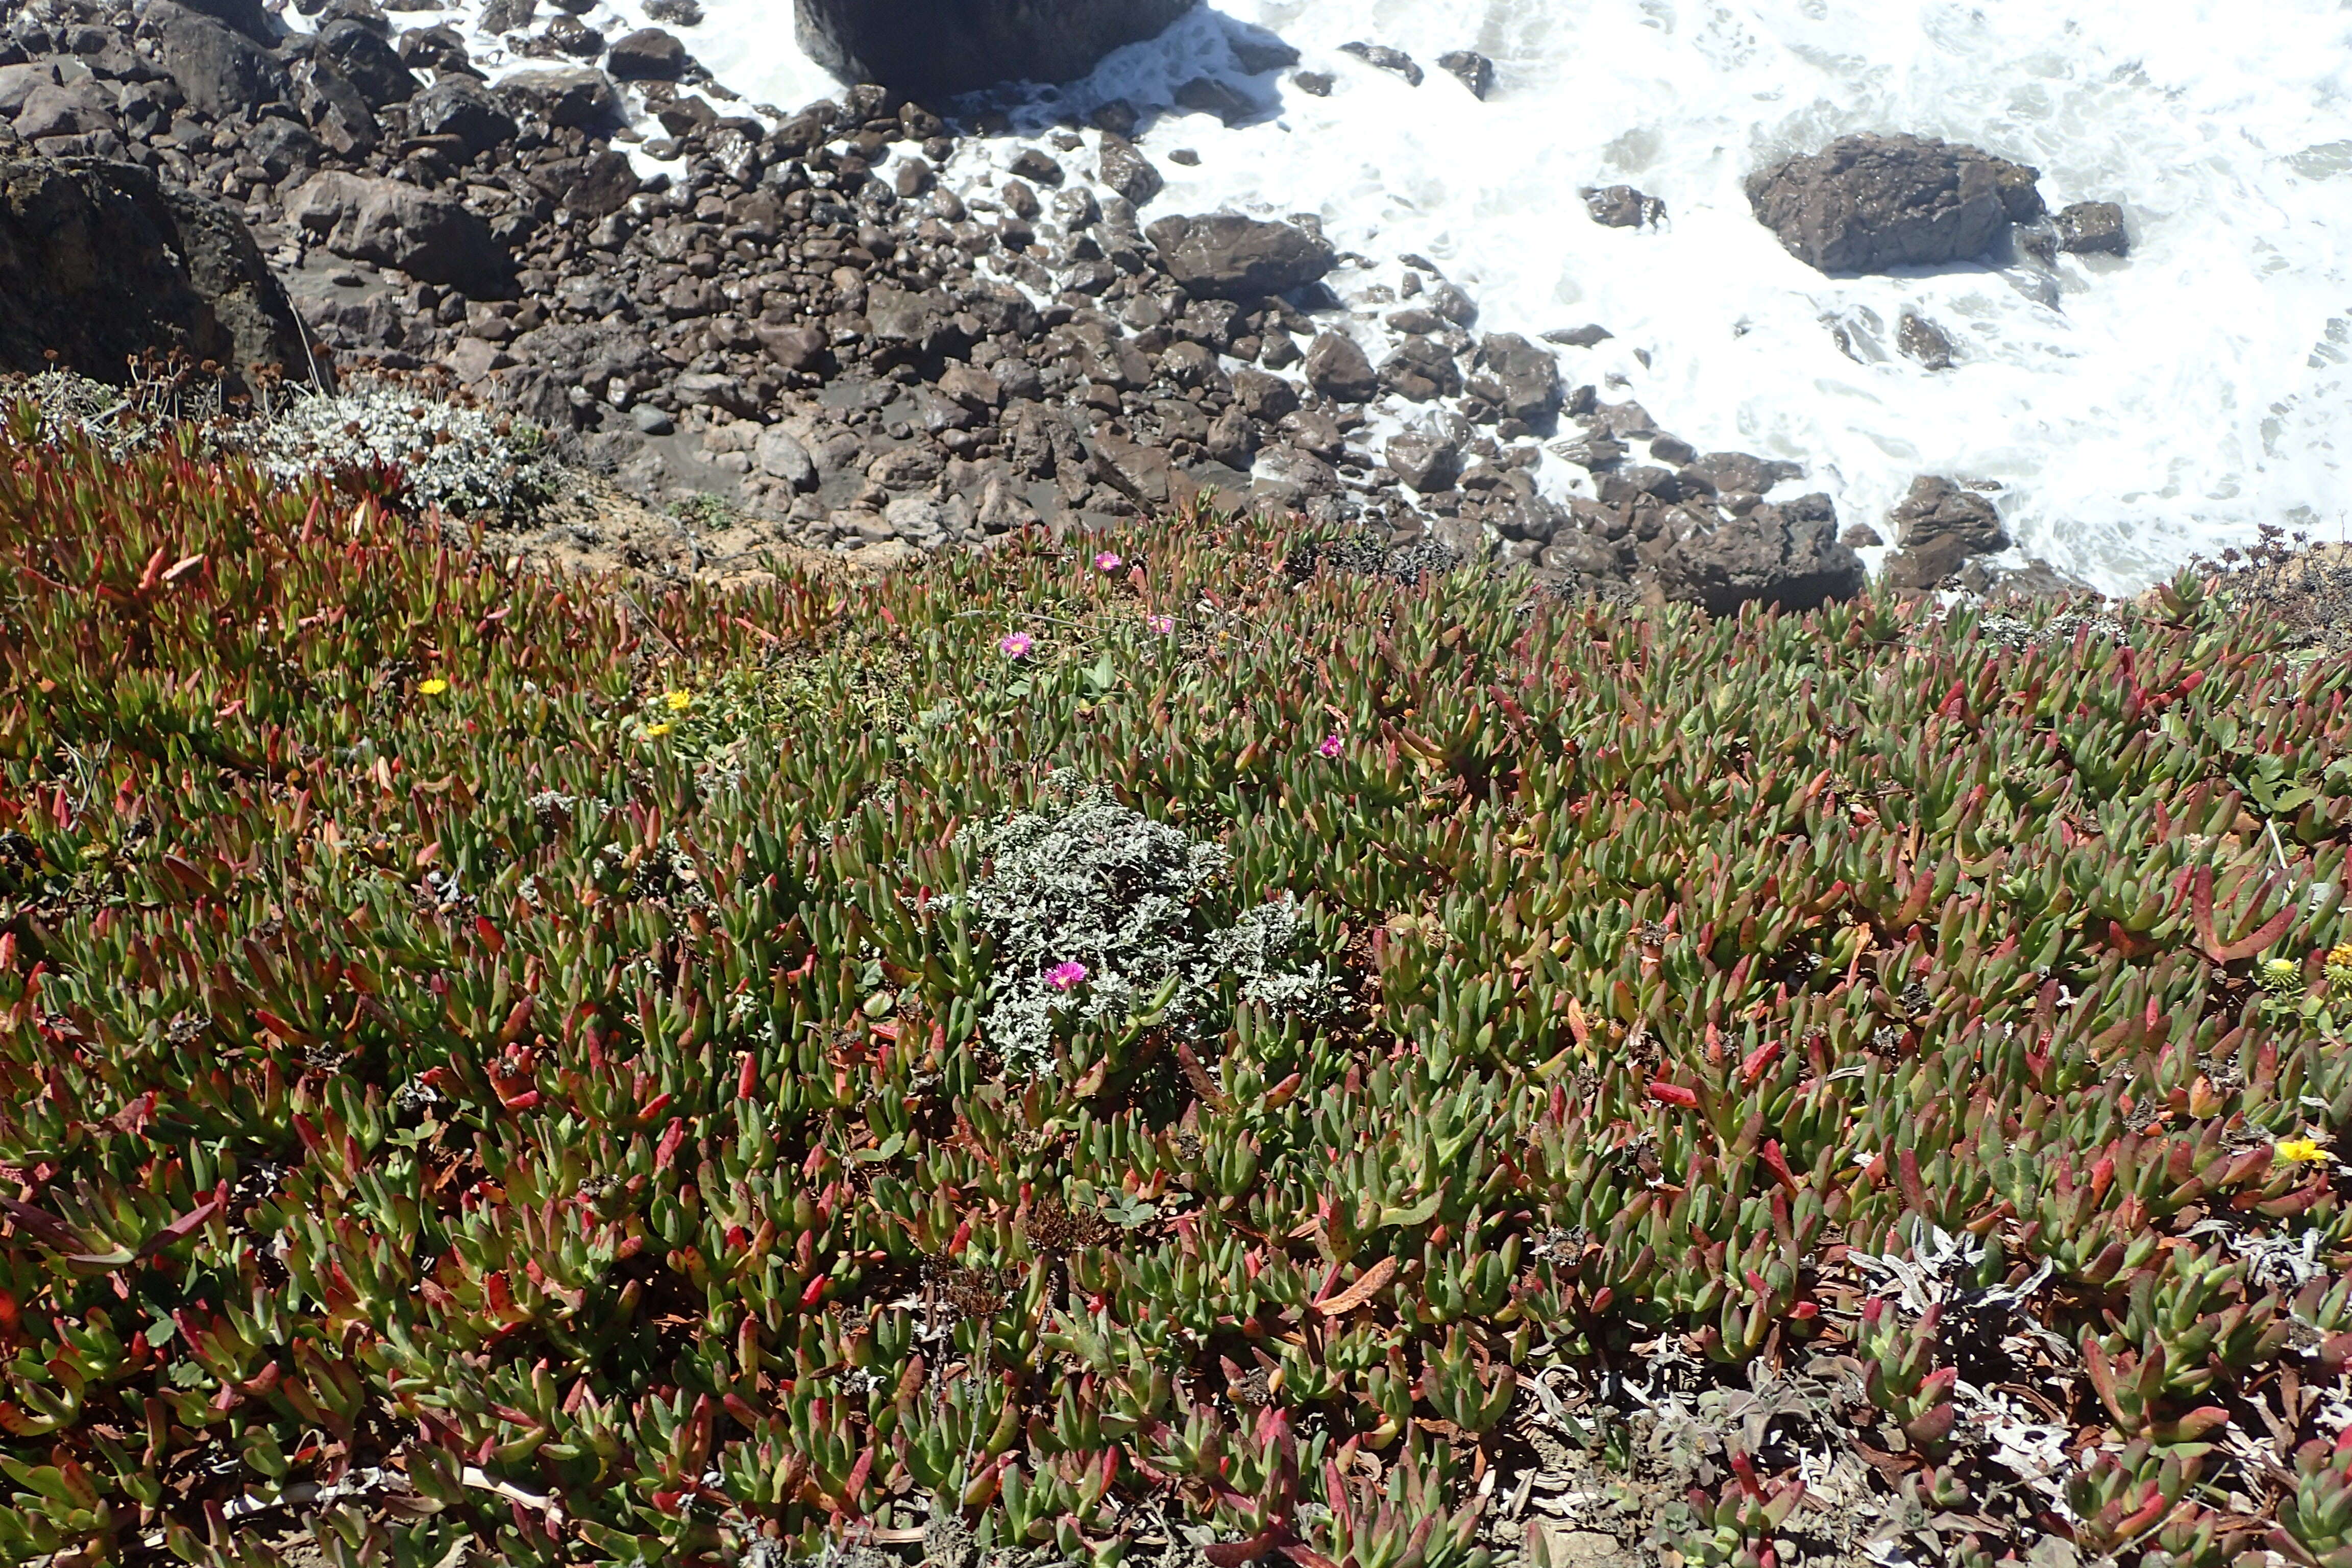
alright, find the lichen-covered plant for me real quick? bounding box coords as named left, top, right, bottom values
left=955, top=773, right=1328, bottom=1073
left=248, top=389, right=557, bottom=518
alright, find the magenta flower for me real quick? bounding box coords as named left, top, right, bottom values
left=1095, top=551, right=1123, bottom=572
left=1044, top=960, right=1089, bottom=992
left=1146, top=613, right=1175, bottom=635
left=999, top=631, right=1034, bottom=658
left=1317, top=733, right=1344, bottom=759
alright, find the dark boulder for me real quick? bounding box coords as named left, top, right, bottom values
left=1474, top=332, right=1562, bottom=422
left=793, top=0, right=1194, bottom=100
left=1302, top=331, right=1376, bottom=402
left=1880, top=475, right=2008, bottom=591
left=1654, top=493, right=1865, bottom=615
left=1378, top=335, right=1459, bottom=402
left=290, top=56, right=379, bottom=154
left=408, top=76, right=517, bottom=158
left=606, top=27, right=687, bottom=81
left=0, top=156, right=310, bottom=390
left=316, top=18, right=418, bottom=107
left=1097, top=133, right=1161, bottom=205
left=1145, top=212, right=1333, bottom=299
left=2056, top=200, right=2127, bottom=256
left=174, top=0, right=277, bottom=43
left=144, top=1, right=289, bottom=119
left=1746, top=134, right=2045, bottom=274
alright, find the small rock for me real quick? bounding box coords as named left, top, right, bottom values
left=1543, top=324, right=1613, bottom=348
left=1229, top=32, right=1300, bottom=74
left=2055, top=200, right=2128, bottom=256
left=1898, top=311, right=1955, bottom=370
left=631, top=402, right=674, bottom=434
left=1648, top=434, right=1697, bottom=466
left=1339, top=41, right=1422, bottom=86
left=1303, top=331, right=1378, bottom=402
left=317, top=17, right=418, bottom=107
left=1436, top=50, right=1493, bottom=99
left=1582, top=185, right=1663, bottom=228
left=1292, top=70, right=1333, bottom=96
left=1008, top=146, right=1064, bottom=186
left=1841, top=523, right=1884, bottom=548
left=1167, top=147, right=1202, bottom=166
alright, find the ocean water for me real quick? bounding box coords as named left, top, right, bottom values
left=455, top=0, right=2352, bottom=592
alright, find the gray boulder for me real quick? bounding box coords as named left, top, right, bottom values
left=1746, top=134, right=2045, bottom=274
left=1654, top=494, right=1865, bottom=615
left=1145, top=212, right=1334, bottom=299
left=0, top=64, right=59, bottom=119
left=288, top=172, right=513, bottom=296
left=794, top=0, right=1194, bottom=99
left=13, top=80, right=117, bottom=142
left=0, top=156, right=310, bottom=390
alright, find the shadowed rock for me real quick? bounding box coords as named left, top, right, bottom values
left=794, top=0, right=1195, bottom=99
left=0, top=156, right=311, bottom=390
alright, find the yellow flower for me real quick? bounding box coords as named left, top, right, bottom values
left=417, top=677, right=449, bottom=696
left=2329, top=943, right=2352, bottom=971
left=646, top=721, right=674, bottom=738
left=663, top=690, right=694, bottom=713
left=2277, top=1137, right=2326, bottom=1164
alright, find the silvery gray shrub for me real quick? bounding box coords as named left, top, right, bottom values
left=954, top=773, right=1328, bottom=1074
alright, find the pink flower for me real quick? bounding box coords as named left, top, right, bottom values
left=1146, top=614, right=1175, bottom=635
left=1095, top=551, right=1123, bottom=572
left=999, top=631, right=1034, bottom=658
left=1317, top=733, right=1343, bottom=759
left=1044, top=960, right=1088, bottom=992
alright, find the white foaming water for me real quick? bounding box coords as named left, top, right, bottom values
left=469, top=0, right=2352, bottom=591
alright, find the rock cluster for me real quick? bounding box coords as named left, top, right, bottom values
left=0, top=0, right=1902, bottom=615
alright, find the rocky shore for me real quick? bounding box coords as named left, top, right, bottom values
left=0, top=0, right=2106, bottom=606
